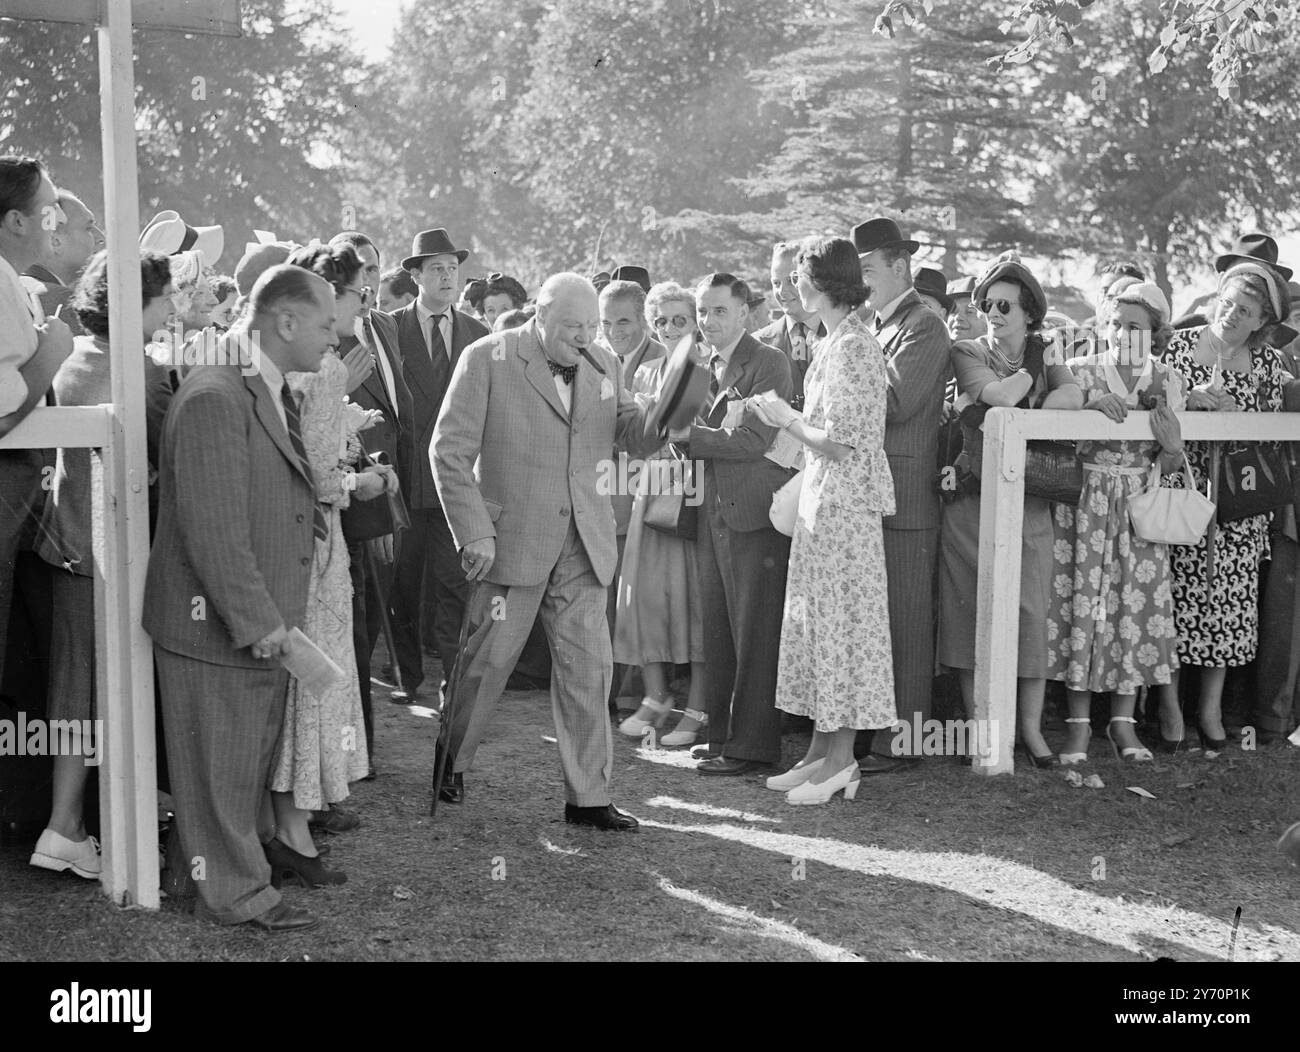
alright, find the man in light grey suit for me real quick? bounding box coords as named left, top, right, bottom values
left=145, top=265, right=341, bottom=932
left=432, top=273, right=663, bottom=830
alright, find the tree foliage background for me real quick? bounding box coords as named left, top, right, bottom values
left=1, top=0, right=1297, bottom=311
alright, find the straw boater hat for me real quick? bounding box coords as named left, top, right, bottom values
left=139, top=210, right=224, bottom=267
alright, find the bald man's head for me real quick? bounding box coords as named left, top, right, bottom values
left=536, top=271, right=600, bottom=366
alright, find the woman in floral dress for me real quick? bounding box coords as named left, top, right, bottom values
left=267, top=242, right=392, bottom=886
left=1048, top=283, right=1187, bottom=764
left=1160, top=262, right=1293, bottom=752
left=752, top=236, right=895, bottom=805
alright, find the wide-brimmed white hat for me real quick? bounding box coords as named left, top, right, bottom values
left=140, top=209, right=224, bottom=267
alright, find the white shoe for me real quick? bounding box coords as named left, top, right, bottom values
left=661, top=709, right=709, bottom=747
left=765, top=757, right=825, bottom=791
left=618, top=696, right=672, bottom=738
left=785, top=762, right=860, bottom=805
left=30, top=829, right=102, bottom=879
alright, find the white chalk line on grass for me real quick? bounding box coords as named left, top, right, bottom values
left=638, top=818, right=1300, bottom=962
left=652, top=874, right=864, bottom=962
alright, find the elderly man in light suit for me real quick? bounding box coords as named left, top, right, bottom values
left=852, top=218, right=953, bottom=769
left=432, top=272, right=664, bottom=830
left=145, top=265, right=350, bottom=932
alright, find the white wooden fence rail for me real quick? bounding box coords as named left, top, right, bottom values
left=974, top=407, right=1300, bottom=775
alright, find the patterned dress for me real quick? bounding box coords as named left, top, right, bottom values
left=1047, top=354, right=1185, bottom=694
left=776, top=313, right=896, bottom=731
left=270, top=353, right=371, bottom=809
left=612, top=354, right=705, bottom=666
left=1161, top=327, right=1288, bottom=667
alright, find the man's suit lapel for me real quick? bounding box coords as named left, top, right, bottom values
left=397, top=303, right=437, bottom=406
left=363, top=310, right=405, bottom=418
left=244, top=372, right=311, bottom=487
left=877, top=290, right=921, bottom=352
left=517, top=321, right=570, bottom=424
left=571, top=353, right=603, bottom=426
left=706, top=334, right=754, bottom=419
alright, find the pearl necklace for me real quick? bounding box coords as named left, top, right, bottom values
left=1204, top=328, right=1249, bottom=371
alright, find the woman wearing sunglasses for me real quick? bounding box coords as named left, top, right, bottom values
left=259, top=241, right=396, bottom=890
left=938, top=252, right=1083, bottom=765
left=1048, top=283, right=1186, bottom=764
left=1159, top=261, right=1293, bottom=754
left=616, top=281, right=711, bottom=746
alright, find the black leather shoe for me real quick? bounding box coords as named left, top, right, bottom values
left=439, top=771, right=465, bottom=804
left=309, top=807, right=360, bottom=834
left=264, top=838, right=347, bottom=889
left=691, top=744, right=721, bottom=760
left=564, top=803, right=639, bottom=831
left=246, top=901, right=319, bottom=933
left=697, top=756, right=770, bottom=776
left=390, top=687, right=422, bottom=705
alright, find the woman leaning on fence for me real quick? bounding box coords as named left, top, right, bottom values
left=937, top=252, right=1083, bottom=767
left=1159, top=261, right=1295, bottom=753
left=1047, top=283, right=1187, bottom=765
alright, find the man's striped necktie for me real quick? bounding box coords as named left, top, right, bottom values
left=280, top=385, right=328, bottom=544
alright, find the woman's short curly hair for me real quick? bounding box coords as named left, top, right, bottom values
left=794, top=236, right=869, bottom=312
left=285, top=240, right=363, bottom=297
left=1098, top=296, right=1172, bottom=358
left=483, top=272, right=527, bottom=309
left=1219, top=269, right=1291, bottom=350
left=73, top=248, right=172, bottom=339
left=644, top=281, right=695, bottom=328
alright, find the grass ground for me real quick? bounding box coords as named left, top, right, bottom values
left=2, top=664, right=1298, bottom=963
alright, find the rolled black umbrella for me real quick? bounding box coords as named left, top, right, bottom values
left=430, top=581, right=480, bottom=818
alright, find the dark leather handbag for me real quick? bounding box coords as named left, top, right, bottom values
left=643, top=453, right=699, bottom=540
left=340, top=439, right=411, bottom=543
left=1215, top=441, right=1294, bottom=523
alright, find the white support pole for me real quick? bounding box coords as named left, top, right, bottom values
left=972, top=407, right=1025, bottom=776
left=95, top=0, right=158, bottom=908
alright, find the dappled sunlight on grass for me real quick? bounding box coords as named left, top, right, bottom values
left=639, top=820, right=1300, bottom=961
left=652, top=874, right=863, bottom=962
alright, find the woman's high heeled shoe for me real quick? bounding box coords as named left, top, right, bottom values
left=265, top=837, right=347, bottom=888
left=765, top=757, right=825, bottom=791
left=1059, top=717, right=1092, bottom=766
left=785, top=762, right=860, bottom=805
left=618, top=696, right=672, bottom=738
left=661, top=709, right=709, bottom=747
left=1019, top=747, right=1059, bottom=769
left=1196, top=725, right=1228, bottom=752
left=1107, top=716, right=1153, bottom=762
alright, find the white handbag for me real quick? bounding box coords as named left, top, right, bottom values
left=769, top=469, right=805, bottom=537
left=1127, top=453, right=1215, bottom=546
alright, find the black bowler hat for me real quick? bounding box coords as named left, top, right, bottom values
left=1214, top=232, right=1293, bottom=281
left=402, top=228, right=469, bottom=271
left=611, top=265, right=651, bottom=293
left=914, top=267, right=953, bottom=312
left=947, top=275, right=977, bottom=300
left=850, top=217, right=919, bottom=257
left=647, top=335, right=711, bottom=439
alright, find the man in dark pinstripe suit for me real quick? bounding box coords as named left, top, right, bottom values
left=852, top=219, right=953, bottom=768
left=145, top=265, right=338, bottom=932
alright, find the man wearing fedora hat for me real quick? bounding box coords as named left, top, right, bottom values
left=914, top=267, right=954, bottom=319
left=388, top=228, right=489, bottom=707
left=851, top=217, right=952, bottom=769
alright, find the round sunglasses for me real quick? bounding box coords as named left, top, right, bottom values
left=977, top=297, right=1016, bottom=317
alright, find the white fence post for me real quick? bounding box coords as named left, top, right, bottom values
left=973, top=407, right=1024, bottom=775
left=94, top=0, right=158, bottom=908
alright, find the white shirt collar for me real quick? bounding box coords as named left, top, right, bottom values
left=1101, top=350, right=1154, bottom=404
left=416, top=300, right=451, bottom=326
left=876, top=288, right=911, bottom=328
left=258, top=347, right=286, bottom=396
left=706, top=332, right=744, bottom=364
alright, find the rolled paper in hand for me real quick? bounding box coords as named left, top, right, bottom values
left=280, top=627, right=347, bottom=697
